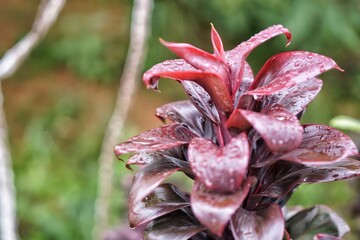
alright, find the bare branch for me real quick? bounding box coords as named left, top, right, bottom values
left=0, top=1, right=66, bottom=239
left=0, top=0, right=66, bottom=81
left=92, top=0, right=154, bottom=239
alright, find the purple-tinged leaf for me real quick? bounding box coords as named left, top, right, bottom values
left=128, top=157, right=190, bottom=227
left=247, top=51, right=342, bottom=96
left=230, top=204, right=284, bottom=240
left=129, top=184, right=190, bottom=227
left=226, top=25, right=291, bottom=95
left=256, top=158, right=360, bottom=199
left=285, top=205, right=350, bottom=239
left=143, top=211, right=205, bottom=240
left=211, top=24, right=225, bottom=60
left=191, top=177, right=255, bottom=236
left=114, top=124, right=195, bottom=157
left=226, top=109, right=251, bottom=131
left=143, top=59, right=233, bottom=113
left=233, top=62, right=254, bottom=109
left=239, top=105, right=303, bottom=153
left=188, top=133, right=250, bottom=193
left=281, top=125, right=358, bottom=165
left=261, top=77, right=323, bottom=116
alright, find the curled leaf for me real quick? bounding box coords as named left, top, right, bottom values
left=191, top=177, right=255, bottom=236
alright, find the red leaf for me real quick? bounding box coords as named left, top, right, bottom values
left=159, top=38, right=229, bottom=87
left=188, top=133, right=250, bottom=193
left=226, top=25, right=291, bottom=95
left=211, top=24, right=225, bottom=60
left=247, top=51, right=342, bottom=96
left=190, top=177, right=255, bottom=236
left=239, top=106, right=303, bottom=153
left=230, top=204, right=284, bottom=240
left=143, top=59, right=233, bottom=113
left=114, top=124, right=195, bottom=156
left=280, top=125, right=358, bottom=165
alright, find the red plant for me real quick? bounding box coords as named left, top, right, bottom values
left=114, top=25, right=360, bottom=240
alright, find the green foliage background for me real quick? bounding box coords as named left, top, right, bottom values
left=1, top=0, right=359, bottom=239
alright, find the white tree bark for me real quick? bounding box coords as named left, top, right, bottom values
left=0, top=1, right=66, bottom=239
left=92, top=0, right=154, bottom=239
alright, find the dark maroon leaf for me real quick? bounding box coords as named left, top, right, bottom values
left=285, top=205, right=349, bottom=239
left=261, top=77, right=323, bottom=116
left=230, top=204, right=284, bottom=240
left=239, top=105, right=303, bottom=153
left=226, top=25, right=291, bottom=95
left=128, top=157, right=190, bottom=227
left=256, top=158, right=360, bottom=199
left=181, top=81, right=220, bottom=124
left=280, top=125, right=358, bottom=165
left=114, top=124, right=194, bottom=156
left=191, top=177, right=255, bottom=236
left=143, top=211, right=205, bottom=240
left=126, top=152, right=161, bottom=170
left=129, top=184, right=190, bottom=226
left=211, top=24, right=225, bottom=60
left=188, top=133, right=250, bottom=193
left=143, top=59, right=233, bottom=113
left=247, top=51, right=342, bottom=96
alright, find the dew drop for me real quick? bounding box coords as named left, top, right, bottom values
left=162, top=60, right=171, bottom=66
left=294, top=61, right=301, bottom=67
left=174, top=59, right=184, bottom=65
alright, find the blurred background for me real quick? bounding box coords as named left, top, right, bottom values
left=1, top=0, right=360, bottom=239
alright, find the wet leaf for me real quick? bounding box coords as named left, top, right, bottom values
left=143, top=58, right=233, bottom=113
left=144, top=211, right=205, bottom=240
left=188, top=133, right=249, bottom=193
left=261, top=77, right=323, bottom=116
left=129, top=184, right=190, bottom=226
left=230, top=204, right=284, bottom=240
left=286, top=205, right=349, bottom=239
left=280, top=125, right=358, bottom=165
left=226, top=25, right=291, bottom=95
left=190, top=177, right=255, bottom=236
left=247, top=51, right=341, bottom=96
left=114, top=124, right=195, bottom=156
left=239, top=105, right=303, bottom=153
left=128, top=156, right=190, bottom=227
left=256, top=158, right=360, bottom=199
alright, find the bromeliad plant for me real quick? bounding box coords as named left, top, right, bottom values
left=114, top=25, right=360, bottom=239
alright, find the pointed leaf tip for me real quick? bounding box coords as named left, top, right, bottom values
left=210, top=23, right=225, bottom=60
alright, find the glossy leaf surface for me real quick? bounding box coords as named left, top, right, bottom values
left=144, top=211, right=205, bottom=240
left=129, top=184, right=190, bottom=226
left=114, top=124, right=194, bottom=156
left=247, top=51, right=341, bottom=96
left=226, top=25, right=291, bottom=94
left=261, top=77, right=323, bottom=116
left=191, top=177, right=254, bottom=236
left=257, top=158, right=360, bottom=199
left=188, top=133, right=249, bottom=192
left=239, top=106, right=303, bottom=153
left=281, top=125, right=358, bottom=165
left=286, top=205, right=349, bottom=239
left=128, top=157, right=190, bottom=227
left=230, top=204, right=284, bottom=240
